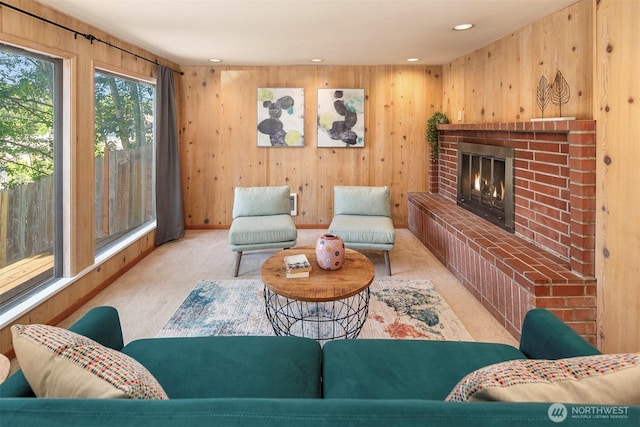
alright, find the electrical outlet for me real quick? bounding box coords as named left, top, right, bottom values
left=457, top=110, right=463, bottom=121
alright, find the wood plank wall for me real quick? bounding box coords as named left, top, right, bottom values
left=443, top=0, right=593, bottom=123
left=0, top=0, right=178, bottom=354
left=179, top=66, right=443, bottom=228
left=594, top=0, right=640, bottom=353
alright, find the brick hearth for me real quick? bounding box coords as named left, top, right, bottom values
left=411, top=120, right=597, bottom=343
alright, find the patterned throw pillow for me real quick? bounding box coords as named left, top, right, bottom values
left=11, top=324, right=168, bottom=399
left=446, top=353, right=640, bottom=404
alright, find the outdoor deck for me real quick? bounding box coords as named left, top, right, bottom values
left=0, top=253, right=53, bottom=299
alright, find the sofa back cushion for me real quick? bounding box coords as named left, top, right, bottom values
left=323, top=339, right=525, bottom=400
left=122, top=336, right=322, bottom=399
left=333, top=186, right=391, bottom=217
left=232, top=186, right=291, bottom=218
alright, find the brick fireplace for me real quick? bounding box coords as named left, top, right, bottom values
left=412, top=120, right=597, bottom=343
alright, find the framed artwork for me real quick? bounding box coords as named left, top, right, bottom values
left=257, top=88, right=304, bottom=147
left=317, top=88, right=365, bottom=147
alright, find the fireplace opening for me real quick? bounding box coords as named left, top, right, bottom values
left=457, top=142, right=514, bottom=232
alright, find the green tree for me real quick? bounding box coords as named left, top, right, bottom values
left=0, top=50, right=154, bottom=189
left=0, top=49, right=54, bottom=189
left=94, top=72, right=153, bottom=156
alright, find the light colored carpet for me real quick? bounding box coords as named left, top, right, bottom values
left=58, top=229, right=517, bottom=347
left=158, top=278, right=473, bottom=342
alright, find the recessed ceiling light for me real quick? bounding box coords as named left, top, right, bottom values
left=310, top=58, right=323, bottom=63
left=208, top=58, right=222, bottom=63
left=453, top=24, right=474, bottom=31
left=406, top=58, right=420, bottom=62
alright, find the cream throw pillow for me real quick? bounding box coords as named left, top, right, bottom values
left=12, top=324, right=168, bottom=399
left=446, top=353, right=640, bottom=404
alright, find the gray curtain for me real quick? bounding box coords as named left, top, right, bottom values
left=155, top=65, right=184, bottom=245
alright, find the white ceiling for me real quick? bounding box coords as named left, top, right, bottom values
left=35, top=0, right=578, bottom=66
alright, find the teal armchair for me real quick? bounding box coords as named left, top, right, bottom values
left=329, top=186, right=395, bottom=275
left=228, top=186, right=297, bottom=276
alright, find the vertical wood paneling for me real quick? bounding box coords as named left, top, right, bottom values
left=444, top=0, right=593, bottom=123
left=180, top=64, right=443, bottom=228
left=443, top=58, right=465, bottom=122
left=70, top=43, right=94, bottom=274
left=595, top=0, right=640, bottom=353
left=518, top=26, right=534, bottom=121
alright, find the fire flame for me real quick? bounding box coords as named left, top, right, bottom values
left=492, top=181, right=505, bottom=200
left=474, top=173, right=505, bottom=200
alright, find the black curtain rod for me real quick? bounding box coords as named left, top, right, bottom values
left=0, top=1, right=183, bottom=75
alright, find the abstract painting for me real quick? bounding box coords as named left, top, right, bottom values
left=257, top=88, right=304, bottom=147
left=317, top=88, right=365, bottom=147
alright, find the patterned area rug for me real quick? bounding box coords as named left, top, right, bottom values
left=157, top=278, right=473, bottom=341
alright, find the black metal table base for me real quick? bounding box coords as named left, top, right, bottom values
left=263, top=287, right=370, bottom=344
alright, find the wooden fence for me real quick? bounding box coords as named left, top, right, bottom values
left=0, top=176, right=54, bottom=268
left=0, top=144, right=153, bottom=269
left=94, top=144, right=154, bottom=249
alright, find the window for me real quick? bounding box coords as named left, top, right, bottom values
left=0, top=44, right=62, bottom=307
left=94, top=71, right=155, bottom=253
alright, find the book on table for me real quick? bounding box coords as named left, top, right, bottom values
left=284, top=254, right=311, bottom=278
left=285, top=270, right=310, bottom=278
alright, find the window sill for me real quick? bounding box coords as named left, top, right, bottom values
left=0, top=222, right=156, bottom=328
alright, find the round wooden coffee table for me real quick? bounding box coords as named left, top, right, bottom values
left=261, top=246, right=374, bottom=343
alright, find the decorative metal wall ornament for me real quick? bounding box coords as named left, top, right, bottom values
left=536, top=71, right=571, bottom=118
left=550, top=71, right=570, bottom=117
left=536, top=75, right=551, bottom=118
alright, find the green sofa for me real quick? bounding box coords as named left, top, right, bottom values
left=1, top=307, right=638, bottom=426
